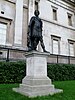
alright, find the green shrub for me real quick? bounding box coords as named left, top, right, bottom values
left=0, top=61, right=26, bottom=83
left=47, top=64, right=75, bottom=81
left=0, top=61, right=75, bottom=83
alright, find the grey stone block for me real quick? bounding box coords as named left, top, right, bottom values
left=13, top=51, right=63, bottom=97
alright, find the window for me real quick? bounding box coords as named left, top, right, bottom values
left=68, top=40, right=75, bottom=56
left=51, top=35, right=61, bottom=55
left=53, top=9, right=57, bottom=21
left=68, top=14, right=72, bottom=26
left=35, top=1, right=38, bottom=10
left=0, top=51, right=2, bottom=55
left=69, top=43, right=74, bottom=56
left=0, top=23, right=7, bottom=45
left=53, top=39, right=59, bottom=54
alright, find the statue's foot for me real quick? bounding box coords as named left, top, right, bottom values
left=27, top=48, right=38, bottom=52
left=27, top=48, right=32, bottom=52
left=43, top=50, right=50, bottom=53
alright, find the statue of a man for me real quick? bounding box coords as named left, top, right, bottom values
left=27, top=10, right=47, bottom=52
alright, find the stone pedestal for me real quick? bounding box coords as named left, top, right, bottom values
left=13, top=51, right=63, bottom=97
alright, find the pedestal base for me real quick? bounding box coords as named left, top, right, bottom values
left=13, top=51, right=63, bottom=97
left=13, top=76, right=63, bottom=97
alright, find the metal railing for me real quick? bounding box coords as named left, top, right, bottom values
left=0, top=46, right=75, bottom=64
left=0, top=46, right=27, bottom=62
left=48, top=54, right=75, bottom=64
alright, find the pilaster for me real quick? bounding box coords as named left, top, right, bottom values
left=14, top=0, right=23, bottom=46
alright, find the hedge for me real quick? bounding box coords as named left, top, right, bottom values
left=48, top=64, right=75, bottom=81
left=0, top=61, right=26, bottom=83
left=0, top=61, right=75, bottom=83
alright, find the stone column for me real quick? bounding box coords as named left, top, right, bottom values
left=14, top=0, right=23, bottom=46
left=28, top=0, right=35, bottom=21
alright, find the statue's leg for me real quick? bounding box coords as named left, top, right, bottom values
left=27, top=36, right=32, bottom=51
left=40, top=37, right=47, bottom=52
left=33, top=38, right=39, bottom=50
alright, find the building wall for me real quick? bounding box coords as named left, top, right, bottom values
left=0, top=0, right=28, bottom=59
left=0, top=0, right=75, bottom=61
left=39, top=0, right=75, bottom=56
left=0, top=0, right=28, bottom=47
left=0, top=0, right=15, bottom=46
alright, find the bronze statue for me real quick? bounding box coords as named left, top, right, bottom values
left=27, top=10, right=47, bottom=52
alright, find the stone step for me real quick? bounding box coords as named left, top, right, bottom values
left=20, top=84, right=55, bottom=92
left=22, top=76, right=52, bottom=85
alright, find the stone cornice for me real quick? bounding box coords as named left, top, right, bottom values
left=4, top=0, right=16, bottom=4
left=47, top=0, right=75, bottom=12
left=62, top=0, right=75, bottom=6
left=4, top=0, right=28, bottom=9
left=41, top=18, right=75, bottom=31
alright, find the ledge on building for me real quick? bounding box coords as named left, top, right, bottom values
left=62, top=0, right=75, bottom=6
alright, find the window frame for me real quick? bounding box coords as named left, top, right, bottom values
left=35, top=1, right=38, bottom=10
left=68, top=39, right=75, bottom=56
left=51, top=35, right=61, bottom=55
left=52, top=6, right=58, bottom=21
left=0, top=22, right=7, bottom=45
left=0, top=17, right=11, bottom=46
left=67, top=13, right=73, bottom=26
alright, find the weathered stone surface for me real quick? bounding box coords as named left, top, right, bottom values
left=13, top=51, right=63, bottom=97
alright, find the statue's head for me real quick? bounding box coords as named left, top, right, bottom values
left=34, top=10, right=40, bottom=17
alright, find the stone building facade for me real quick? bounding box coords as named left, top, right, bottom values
left=0, top=0, right=75, bottom=62
left=0, top=0, right=28, bottom=59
